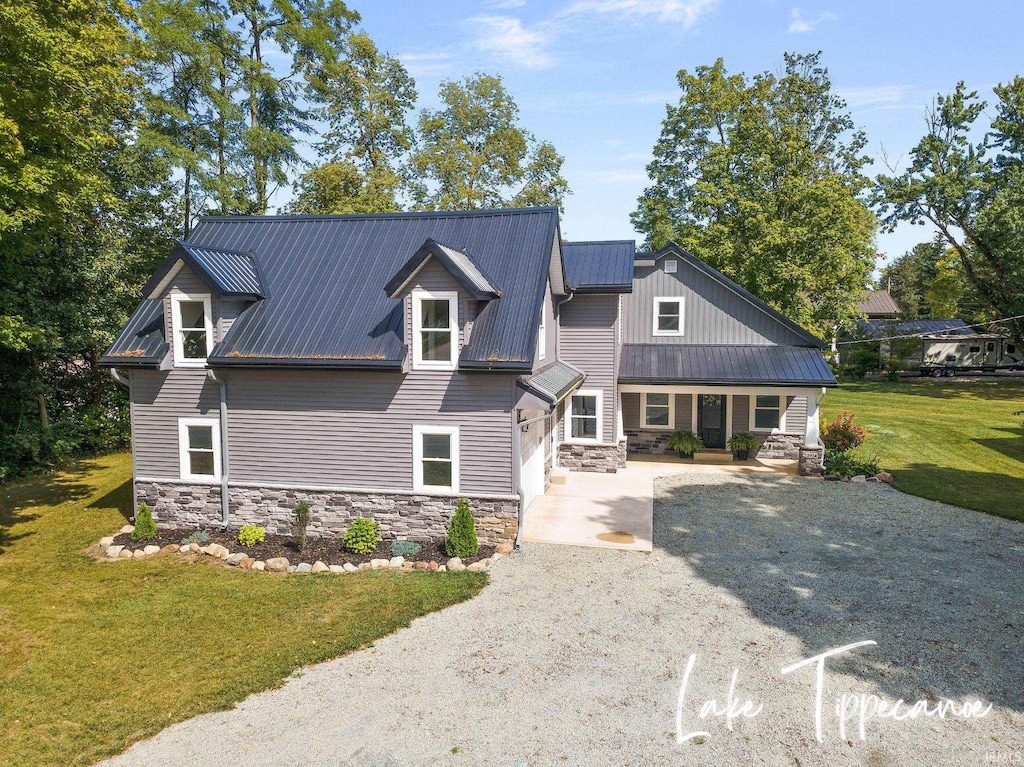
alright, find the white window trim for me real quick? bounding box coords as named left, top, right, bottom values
left=178, top=417, right=221, bottom=482
left=652, top=296, right=685, bottom=337
left=171, top=292, right=214, bottom=367
left=749, top=394, right=786, bottom=433
left=565, top=389, right=603, bottom=444
left=641, top=392, right=675, bottom=430
left=664, top=259, right=678, bottom=273
left=411, top=289, right=458, bottom=371
left=413, top=425, right=460, bottom=493
left=537, top=300, right=546, bottom=361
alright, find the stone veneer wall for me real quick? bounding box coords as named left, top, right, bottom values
left=623, top=428, right=674, bottom=454
left=798, top=446, right=824, bottom=476
left=135, top=481, right=518, bottom=546
left=753, top=433, right=803, bottom=459
left=557, top=440, right=628, bottom=473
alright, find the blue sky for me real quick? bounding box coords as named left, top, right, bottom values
left=316, top=0, right=1022, bottom=267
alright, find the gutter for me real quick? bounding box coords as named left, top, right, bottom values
left=206, top=369, right=231, bottom=529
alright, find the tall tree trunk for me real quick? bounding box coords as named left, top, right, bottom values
left=183, top=166, right=192, bottom=237
left=218, top=68, right=228, bottom=214
left=250, top=26, right=267, bottom=213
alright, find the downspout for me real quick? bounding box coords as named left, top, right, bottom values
left=206, top=369, right=230, bottom=529
left=109, top=368, right=129, bottom=388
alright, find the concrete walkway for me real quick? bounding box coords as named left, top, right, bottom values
left=521, top=455, right=796, bottom=551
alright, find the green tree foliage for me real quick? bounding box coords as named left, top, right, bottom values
left=131, top=503, right=158, bottom=541
left=879, top=239, right=972, bottom=321
left=409, top=73, right=570, bottom=211
left=444, top=498, right=479, bottom=558
left=876, top=79, right=1024, bottom=340
left=290, top=160, right=398, bottom=214
left=632, top=53, right=877, bottom=338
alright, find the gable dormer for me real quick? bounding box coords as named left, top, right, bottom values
left=385, top=239, right=501, bottom=372
left=142, top=241, right=266, bottom=368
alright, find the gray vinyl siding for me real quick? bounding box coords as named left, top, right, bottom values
left=732, top=395, right=750, bottom=436
left=624, top=257, right=811, bottom=346
left=130, top=369, right=221, bottom=478
left=784, top=395, right=807, bottom=434
left=622, top=392, right=692, bottom=431
left=532, top=280, right=556, bottom=370
left=218, top=300, right=246, bottom=340
left=223, top=369, right=515, bottom=494
left=558, top=294, right=618, bottom=444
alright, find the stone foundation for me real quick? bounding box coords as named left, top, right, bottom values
left=754, top=433, right=803, bottom=459
left=135, top=481, right=518, bottom=546
left=798, top=446, right=824, bottom=476
left=557, top=440, right=628, bottom=472
left=623, top=429, right=674, bottom=454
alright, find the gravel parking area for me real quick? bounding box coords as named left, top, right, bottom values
left=104, top=475, right=1024, bottom=766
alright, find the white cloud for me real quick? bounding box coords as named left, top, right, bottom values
left=559, top=0, right=721, bottom=27
left=839, top=85, right=907, bottom=109
left=788, top=6, right=836, bottom=33
left=464, top=15, right=556, bottom=70
left=398, top=51, right=456, bottom=79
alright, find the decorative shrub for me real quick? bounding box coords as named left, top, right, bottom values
left=344, top=517, right=381, bottom=554
left=131, top=504, right=157, bottom=542
left=824, top=448, right=880, bottom=479
left=181, top=530, right=210, bottom=546
left=727, top=432, right=759, bottom=452
left=666, top=429, right=703, bottom=457
left=445, top=498, right=479, bottom=558
left=390, top=540, right=422, bottom=558
left=293, top=500, right=311, bottom=551
left=822, top=412, right=866, bottom=452
left=237, top=525, right=266, bottom=547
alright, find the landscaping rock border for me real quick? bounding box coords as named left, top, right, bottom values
left=92, top=525, right=511, bottom=575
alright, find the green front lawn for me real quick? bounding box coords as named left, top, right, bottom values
left=0, top=453, right=486, bottom=766
left=823, top=378, right=1024, bottom=521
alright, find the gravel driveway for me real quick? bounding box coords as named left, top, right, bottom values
left=104, top=475, right=1024, bottom=766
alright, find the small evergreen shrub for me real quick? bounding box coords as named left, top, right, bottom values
left=131, top=504, right=157, bottom=542
left=294, top=500, right=311, bottom=550
left=445, top=498, right=479, bottom=558
left=181, top=530, right=210, bottom=546
left=822, top=412, right=866, bottom=452
left=237, top=525, right=266, bottom=547
left=344, top=517, right=381, bottom=554
left=390, top=540, right=422, bottom=558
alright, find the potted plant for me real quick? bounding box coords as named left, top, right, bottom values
left=666, top=429, right=703, bottom=459
left=727, top=432, right=758, bottom=461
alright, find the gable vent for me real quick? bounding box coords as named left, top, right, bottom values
left=664, top=259, right=678, bottom=273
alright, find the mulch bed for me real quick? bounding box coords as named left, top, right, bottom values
left=112, top=529, right=495, bottom=566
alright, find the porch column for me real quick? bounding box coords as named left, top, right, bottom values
left=804, top=389, right=822, bottom=446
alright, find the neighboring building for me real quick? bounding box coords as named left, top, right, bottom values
left=102, top=207, right=834, bottom=544
left=857, top=289, right=901, bottom=322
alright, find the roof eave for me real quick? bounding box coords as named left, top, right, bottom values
left=99, top=356, right=164, bottom=368
left=208, top=356, right=404, bottom=370
left=458, top=359, right=534, bottom=372
left=568, top=284, right=632, bottom=294
left=618, top=376, right=836, bottom=388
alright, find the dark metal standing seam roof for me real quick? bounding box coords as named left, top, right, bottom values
left=118, top=207, right=559, bottom=370
left=518, top=361, right=586, bottom=404
left=862, top=318, right=976, bottom=338
left=857, top=289, right=900, bottom=317
left=140, top=240, right=266, bottom=300
left=561, top=241, right=635, bottom=292
left=384, top=238, right=501, bottom=300
left=101, top=299, right=166, bottom=365
left=619, top=344, right=837, bottom=387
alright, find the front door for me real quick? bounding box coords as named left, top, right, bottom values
left=697, top=394, right=727, bottom=449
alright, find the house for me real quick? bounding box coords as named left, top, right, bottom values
left=102, top=207, right=835, bottom=545
left=857, top=288, right=901, bottom=322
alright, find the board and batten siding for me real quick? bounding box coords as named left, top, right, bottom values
left=624, top=257, right=811, bottom=346
left=558, top=294, right=619, bottom=444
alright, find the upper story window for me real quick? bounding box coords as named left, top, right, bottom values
left=537, top=302, right=546, bottom=361
left=171, top=293, right=213, bottom=366
left=178, top=417, right=221, bottom=481
left=413, top=425, right=459, bottom=493
left=412, top=290, right=458, bottom=371
left=566, top=389, right=602, bottom=443
left=653, top=297, right=684, bottom=336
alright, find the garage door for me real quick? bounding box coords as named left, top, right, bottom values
left=521, top=419, right=545, bottom=511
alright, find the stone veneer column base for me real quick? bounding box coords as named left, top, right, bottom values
left=754, top=433, right=804, bottom=459
left=557, top=440, right=628, bottom=473
left=798, top=446, right=824, bottom=476
left=134, top=481, right=518, bottom=546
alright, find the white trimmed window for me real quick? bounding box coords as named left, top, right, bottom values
left=566, top=389, right=602, bottom=443
left=537, top=302, right=546, bottom=361
left=171, top=293, right=213, bottom=366
left=642, top=392, right=674, bottom=429
left=653, top=297, right=684, bottom=336
left=412, top=290, right=458, bottom=371
left=750, top=395, right=783, bottom=431
left=178, top=418, right=221, bottom=481
left=413, top=425, right=459, bottom=492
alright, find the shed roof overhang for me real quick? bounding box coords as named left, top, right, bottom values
left=619, top=344, right=837, bottom=387
left=144, top=241, right=266, bottom=301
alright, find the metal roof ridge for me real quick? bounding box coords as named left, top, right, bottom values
left=195, top=206, right=559, bottom=224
